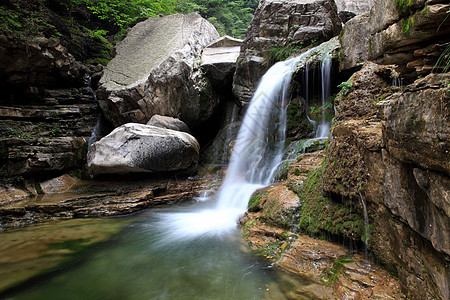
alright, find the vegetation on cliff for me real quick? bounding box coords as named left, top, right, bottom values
left=0, top=0, right=257, bottom=65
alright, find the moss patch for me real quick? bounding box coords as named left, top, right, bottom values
left=287, top=161, right=366, bottom=243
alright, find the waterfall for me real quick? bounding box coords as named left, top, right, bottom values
left=156, top=54, right=308, bottom=241
left=316, top=56, right=331, bottom=138
left=359, top=191, right=371, bottom=258
left=87, top=75, right=102, bottom=146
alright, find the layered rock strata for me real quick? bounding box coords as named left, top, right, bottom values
left=201, top=36, right=242, bottom=90
left=340, top=0, right=450, bottom=78
left=324, top=63, right=449, bottom=299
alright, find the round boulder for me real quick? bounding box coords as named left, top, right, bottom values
left=87, top=123, right=199, bottom=175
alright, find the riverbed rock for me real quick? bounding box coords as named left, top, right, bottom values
left=87, top=123, right=200, bottom=175
left=340, top=0, right=450, bottom=78
left=201, top=36, right=242, bottom=90
left=146, top=115, right=191, bottom=133
left=97, top=13, right=220, bottom=128
left=0, top=176, right=201, bottom=228
left=233, top=0, right=341, bottom=106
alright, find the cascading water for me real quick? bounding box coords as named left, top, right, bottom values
left=157, top=54, right=308, bottom=241
left=316, top=56, right=332, bottom=138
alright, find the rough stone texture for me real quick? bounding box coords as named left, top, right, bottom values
left=146, top=114, right=191, bottom=133
left=0, top=35, right=85, bottom=88
left=0, top=86, right=97, bottom=177
left=334, top=62, right=399, bottom=123
left=0, top=177, right=200, bottom=228
left=248, top=184, right=301, bottom=229
left=97, top=13, right=220, bottom=128
left=340, top=0, right=450, bottom=78
left=39, top=174, right=79, bottom=194
left=240, top=154, right=402, bottom=299
left=324, top=69, right=450, bottom=299
left=233, top=0, right=341, bottom=106
left=201, top=36, right=242, bottom=90
left=276, top=237, right=402, bottom=299
left=334, top=0, right=375, bottom=16
left=87, top=123, right=200, bottom=175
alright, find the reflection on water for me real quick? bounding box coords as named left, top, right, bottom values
left=7, top=202, right=278, bottom=300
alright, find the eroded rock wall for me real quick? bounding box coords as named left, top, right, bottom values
left=323, top=63, right=449, bottom=299
left=340, top=0, right=450, bottom=78
left=233, top=0, right=341, bottom=106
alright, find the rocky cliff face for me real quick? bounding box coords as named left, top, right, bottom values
left=233, top=0, right=342, bottom=106
left=340, top=0, right=450, bottom=79
left=97, top=13, right=220, bottom=129
left=323, top=63, right=449, bottom=299
left=0, top=36, right=98, bottom=178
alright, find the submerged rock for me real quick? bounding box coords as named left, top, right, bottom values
left=87, top=123, right=200, bottom=175
left=97, top=13, right=220, bottom=128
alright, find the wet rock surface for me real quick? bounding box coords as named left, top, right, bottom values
left=97, top=13, right=220, bottom=128
left=233, top=0, right=341, bottom=106
left=240, top=151, right=403, bottom=299
left=0, top=175, right=201, bottom=229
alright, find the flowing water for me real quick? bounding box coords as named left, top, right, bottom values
left=316, top=56, right=332, bottom=138
left=5, top=47, right=336, bottom=299
left=157, top=55, right=305, bottom=241
left=6, top=206, right=276, bottom=300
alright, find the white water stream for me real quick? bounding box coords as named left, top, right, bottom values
left=316, top=56, right=331, bottom=138
left=157, top=54, right=309, bottom=241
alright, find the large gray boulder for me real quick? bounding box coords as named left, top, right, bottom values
left=340, top=0, right=450, bottom=78
left=233, top=0, right=341, bottom=106
left=201, top=36, right=242, bottom=89
left=87, top=123, right=200, bottom=175
left=97, top=13, right=220, bottom=128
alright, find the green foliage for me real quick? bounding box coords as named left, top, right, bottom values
left=0, top=4, right=60, bottom=39
left=338, top=81, right=353, bottom=96
left=287, top=162, right=365, bottom=242
left=264, top=43, right=304, bottom=65
left=321, top=256, right=353, bottom=285
left=309, top=102, right=334, bottom=119
left=248, top=190, right=268, bottom=212
left=192, top=0, right=256, bottom=38
left=394, top=0, right=412, bottom=14
left=401, top=16, right=414, bottom=34
left=434, top=10, right=450, bottom=73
